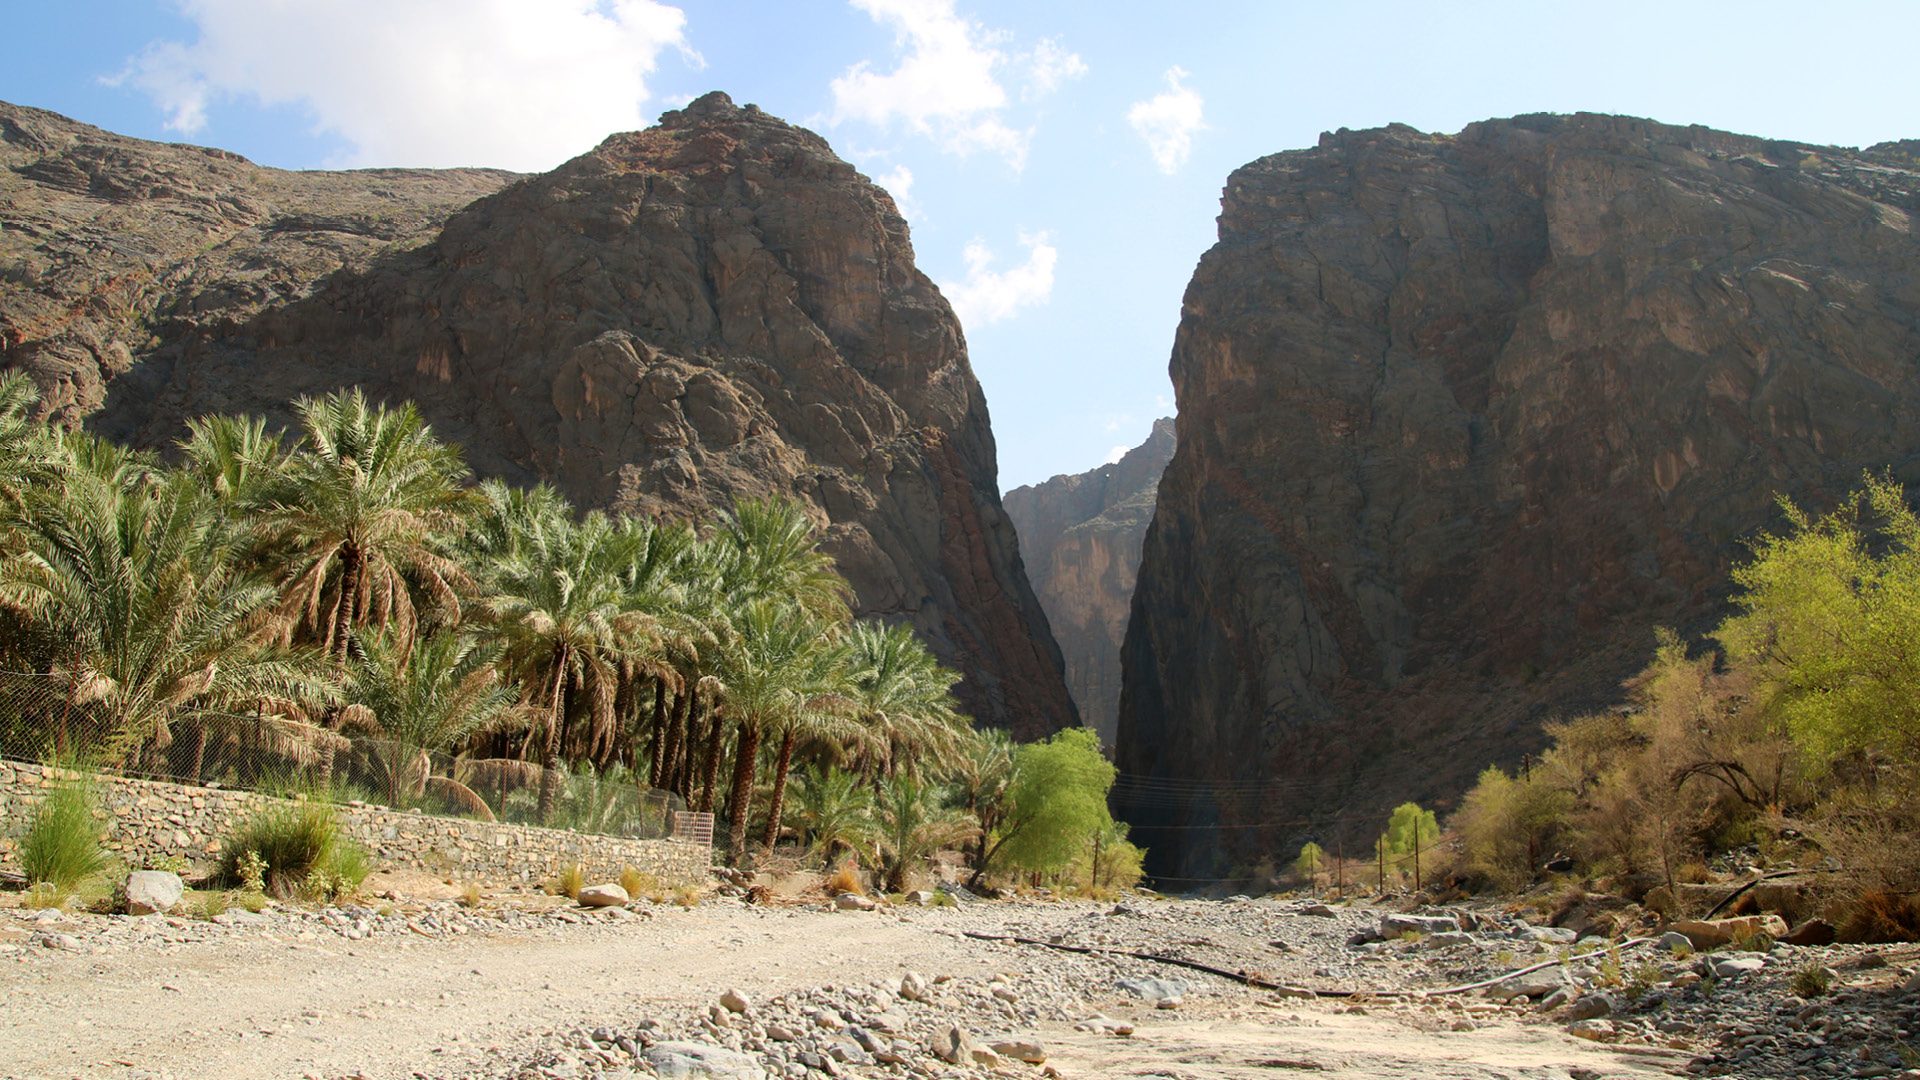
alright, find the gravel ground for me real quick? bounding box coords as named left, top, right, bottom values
left=3, top=880, right=1917, bottom=1080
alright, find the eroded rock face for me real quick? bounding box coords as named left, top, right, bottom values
left=0, top=100, right=516, bottom=424
left=1, top=93, right=1076, bottom=738
left=1116, top=114, right=1920, bottom=878
left=1003, top=419, right=1173, bottom=744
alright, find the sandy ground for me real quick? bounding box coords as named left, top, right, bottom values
left=0, top=898, right=1686, bottom=1080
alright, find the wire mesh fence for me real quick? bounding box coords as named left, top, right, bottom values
left=0, top=671, right=696, bottom=841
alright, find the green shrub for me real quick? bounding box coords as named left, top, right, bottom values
left=1789, top=963, right=1833, bottom=998
left=218, top=802, right=367, bottom=899
left=20, top=780, right=107, bottom=889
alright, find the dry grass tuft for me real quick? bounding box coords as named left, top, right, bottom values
left=620, top=866, right=666, bottom=902
left=825, top=859, right=864, bottom=897
left=545, top=862, right=585, bottom=901
left=1839, top=889, right=1920, bottom=943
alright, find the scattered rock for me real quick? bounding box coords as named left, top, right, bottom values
left=646, top=1041, right=768, bottom=1079
left=990, top=1038, right=1047, bottom=1064
left=1780, top=919, right=1838, bottom=947
left=1657, top=931, right=1694, bottom=953
left=124, top=871, right=183, bottom=916
left=718, top=988, right=750, bottom=1014
left=1565, top=993, right=1616, bottom=1021
left=932, top=1025, right=971, bottom=1064
left=1115, top=977, right=1188, bottom=1007
left=1670, top=914, right=1788, bottom=949
left=1379, top=913, right=1461, bottom=937
left=898, top=972, right=929, bottom=1002
left=833, top=893, right=876, bottom=912
left=1567, top=1019, right=1615, bottom=1041
left=576, top=884, right=629, bottom=909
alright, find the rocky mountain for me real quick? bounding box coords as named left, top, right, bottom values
left=1003, top=418, right=1174, bottom=745
left=0, top=93, right=1077, bottom=739
left=1115, top=114, right=1920, bottom=879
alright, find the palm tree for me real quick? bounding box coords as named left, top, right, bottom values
left=717, top=498, right=850, bottom=620
left=481, top=509, right=653, bottom=819
left=710, top=597, right=849, bottom=864
left=258, top=389, right=474, bottom=666
left=344, top=630, right=521, bottom=807
left=0, top=372, right=65, bottom=512
left=871, top=772, right=973, bottom=893
left=955, top=728, right=1015, bottom=887
left=179, top=413, right=292, bottom=509
left=0, top=451, right=333, bottom=764
left=791, top=764, right=875, bottom=868
left=846, top=620, right=968, bottom=779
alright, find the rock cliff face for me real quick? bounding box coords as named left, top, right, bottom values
left=0, top=101, right=515, bottom=425
left=1004, top=419, right=1174, bottom=744
left=1116, top=114, right=1920, bottom=879
left=1, top=94, right=1077, bottom=738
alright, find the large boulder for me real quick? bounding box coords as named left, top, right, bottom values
left=1671, top=914, right=1788, bottom=950
left=123, top=871, right=183, bottom=916
left=576, top=883, right=630, bottom=908
left=646, top=1041, right=767, bottom=1080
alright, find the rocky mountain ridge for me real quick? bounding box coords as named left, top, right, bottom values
left=0, top=93, right=1077, bottom=738
left=1116, top=113, right=1920, bottom=878
left=1003, top=418, right=1174, bottom=744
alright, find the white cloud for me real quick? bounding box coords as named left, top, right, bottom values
left=830, top=0, right=1083, bottom=169
left=1127, top=66, right=1205, bottom=174
left=110, top=0, right=696, bottom=171
left=940, top=231, right=1057, bottom=328
left=1022, top=37, right=1088, bottom=100
left=873, top=164, right=917, bottom=220
left=1105, top=445, right=1130, bottom=465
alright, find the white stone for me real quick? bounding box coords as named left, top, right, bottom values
left=834, top=892, right=876, bottom=911
left=577, top=883, right=629, bottom=908
left=124, top=871, right=183, bottom=916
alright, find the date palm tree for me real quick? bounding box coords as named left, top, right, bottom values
left=846, top=620, right=968, bottom=779
left=0, top=445, right=332, bottom=763
left=344, top=630, right=522, bottom=807
left=871, top=772, right=973, bottom=893
left=481, top=509, right=655, bottom=820
left=0, top=372, right=65, bottom=513
left=257, top=389, right=474, bottom=666
left=711, top=597, right=849, bottom=864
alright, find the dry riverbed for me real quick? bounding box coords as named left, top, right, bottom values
left=2, top=879, right=1916, bottom=1080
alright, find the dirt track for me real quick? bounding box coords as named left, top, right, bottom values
left=0, top=897, right=1686, bottom=1080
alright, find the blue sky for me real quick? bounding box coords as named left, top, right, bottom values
left=7, top=1, right=1918, bottom=490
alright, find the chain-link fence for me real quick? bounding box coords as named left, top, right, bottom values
left=0, top=671, right=692, bottom=840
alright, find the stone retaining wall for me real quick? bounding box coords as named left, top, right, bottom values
left=0, top=759, right=709, bottom=886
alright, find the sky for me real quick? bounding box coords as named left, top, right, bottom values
left=6, top=1, right=1918, bottom=490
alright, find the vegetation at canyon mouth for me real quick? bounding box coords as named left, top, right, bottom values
left=0, top=373, right=1138, bottom=894
left=1452, top=475, right=1920, bottom=938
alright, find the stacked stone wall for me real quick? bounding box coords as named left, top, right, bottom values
left=0, top=759, right=709, bottom=885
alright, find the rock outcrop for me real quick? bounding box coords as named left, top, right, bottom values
left=1003, top=419, right=1174, bottom=744
left=1116, top=114, right=1920, bottom=878
left=0, top=100, right=516, bottom=425
left=0, top=94, right=1076, bottom=738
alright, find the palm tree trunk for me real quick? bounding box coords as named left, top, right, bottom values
left=330, top=543, right=363, bottom=665
left=667, top=685, right=693, bottom=799
left=725, top=717, right=761, bottom=865
left=698, top=691, right=726, bottom=814
left=762, top=726, right=797, bottom=851
left=537, top=644, right=569, bottom=822
left=647, top=679, right=669, bottom=786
